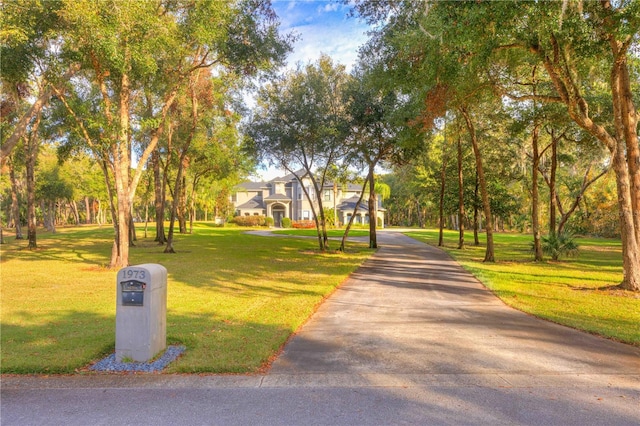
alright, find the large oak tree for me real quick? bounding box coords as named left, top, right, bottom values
left=352, top=0, right=640, bottom=290
left=56, top=0, right=290, bottom=267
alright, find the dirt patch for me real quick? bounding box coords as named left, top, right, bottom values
left=575, top=284, right=640, bottom=299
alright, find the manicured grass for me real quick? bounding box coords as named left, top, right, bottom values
left=272, top=229, right=370, bottom=238
left=404, top=229, right=640, bottom=346
left=0, top=224, right=373, bottom=374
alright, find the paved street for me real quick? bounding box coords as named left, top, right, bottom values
left=2, top=231, right=639, bottom=425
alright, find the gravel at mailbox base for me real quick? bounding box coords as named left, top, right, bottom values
left=90, top=345, right=185, bottom=373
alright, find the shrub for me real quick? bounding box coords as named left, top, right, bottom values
left=265, top=216, right=274, bottom=227
left=292, top=220, right=316, bottom=229
left=232, top=215, right=267, bottom=227
left=323, top=208, right=336, bottom=227
left=281, top=217, right=292, bottom=228
left=541, top=231, right=579, bottom=261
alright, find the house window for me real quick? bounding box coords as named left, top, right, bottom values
left=324, top=190, right=331, bottom=201
left=303, top=210, right=310, bottom=219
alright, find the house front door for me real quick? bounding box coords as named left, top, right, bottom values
left=273, top=211, right=284, bottom=227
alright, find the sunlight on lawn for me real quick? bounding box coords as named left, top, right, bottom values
left=0, top=224, right=373, bottom=373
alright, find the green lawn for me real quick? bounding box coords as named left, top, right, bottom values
left=2, top=225, right=637, bottom=375
left=404, top=229, right=640, bottom=346
left=0, top=224, right=373, bottom=374
left=272, top=229, right=370, bottom=238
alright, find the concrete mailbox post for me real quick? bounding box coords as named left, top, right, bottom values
left=116, top=264, right=167, bottom=362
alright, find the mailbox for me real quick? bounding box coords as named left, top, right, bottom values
left=121, top=280, right=145, bottom=306
left=115, top=264, right=167, bottom=362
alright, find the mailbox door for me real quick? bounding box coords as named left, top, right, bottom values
left=121, top=280, right=146, bottom=306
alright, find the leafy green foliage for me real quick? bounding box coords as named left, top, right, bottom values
left=541, top=231, right=579, bottom=261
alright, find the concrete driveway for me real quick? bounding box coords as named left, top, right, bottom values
left=2, top=231, right=639, bottom=425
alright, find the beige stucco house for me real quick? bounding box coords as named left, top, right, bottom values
left=231, top=171, right=385, bottom=227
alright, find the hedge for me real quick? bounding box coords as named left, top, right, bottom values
left=292, top=220, right=316, bottom=229
left=232, top=215, right=268, bottom=227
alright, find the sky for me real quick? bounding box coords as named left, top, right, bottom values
left=253, top=1, right=371, bottom=180
left=271, top=0, right=370, bottom=72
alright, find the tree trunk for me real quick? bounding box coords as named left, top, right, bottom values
left=473, top=171, right=480, bottom=246
left=457, top=135, right=465, bottom=250
left=71, top=200, right=80, bottom=225
left=26, top=111, right=42, bottom=250
left=144, top=203, right=149, bottom=239
left=549, top=134, right=558, bottom=234
left=110, top=71, right=132, bottom=269
left=166, top=70, right=202, bottom=251
left=340, top=173, right=369, bottom=252
left=610, top=138, right=640, bottom=290
left=309, top=174, right=329, bottom=251
left=9, top=158, right=23, bottom=239
left=48, top=201, right=57, bottom=233
left=189, top=193, right=195, bottom=234
left=84, top=196, right=92, bottom=224
left=531, top=122, right=543, bottom=261
left=461, top=107, right=494, bottom=262
left=368, top=168, right=377, bottom=249
left=178, top=173, right=187, bottom=234
left=438, top=143, right=447, bottom=247
left=164, top=159, right=184, bottom=254
left=129, top=212, right=136, bottom=244
left=539, top=31, right=639, bottom=290
left=96, top=199, right=102, bottom=225
left=612, top=42, right=640, bottom=291
left=152, top=150, right=167, bottom=244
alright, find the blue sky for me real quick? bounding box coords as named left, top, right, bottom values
left=252, top=1, right=371, bottom=180
left=271, top=0, right=371, bottom=72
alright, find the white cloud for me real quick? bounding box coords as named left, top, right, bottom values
left=273, top=1, right=370, bottom=72
left=319, top=3, right=339, bottom=13
left=287, top=23, right=367, bottom=72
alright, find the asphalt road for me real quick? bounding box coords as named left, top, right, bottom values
left=2, top=231, right=639, bottom=425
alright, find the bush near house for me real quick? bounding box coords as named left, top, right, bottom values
left=292, top=220, right=316, bottom=229
left=281, top=217, right=292, bottom=228
left=232, top=215, right=269, bottom=227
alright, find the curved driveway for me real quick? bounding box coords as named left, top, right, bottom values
left=2, top=231, right=639, bottom=425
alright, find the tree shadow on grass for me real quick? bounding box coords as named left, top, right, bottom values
left=573, top=284, right=640, bottom=299
left=1, top=309, right=297, bottom=375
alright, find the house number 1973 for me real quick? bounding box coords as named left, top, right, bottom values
left=124, top=269, right=146, bottom=280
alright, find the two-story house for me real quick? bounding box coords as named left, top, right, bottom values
left=231, top=171, right=385, bottom=227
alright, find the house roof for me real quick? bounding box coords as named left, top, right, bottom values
left=337, top=195, right=369, bottom=212
left=336, top=196, right=387, bottom=213
left=239, top=170, right=363, bottom=192
left=264, top=194, right=291, bottom=201
left=271, top=169, right=307, bottom=183
left=236, top=181, right=268, bottom=191
left=236, top=197, right=265, bottom=210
